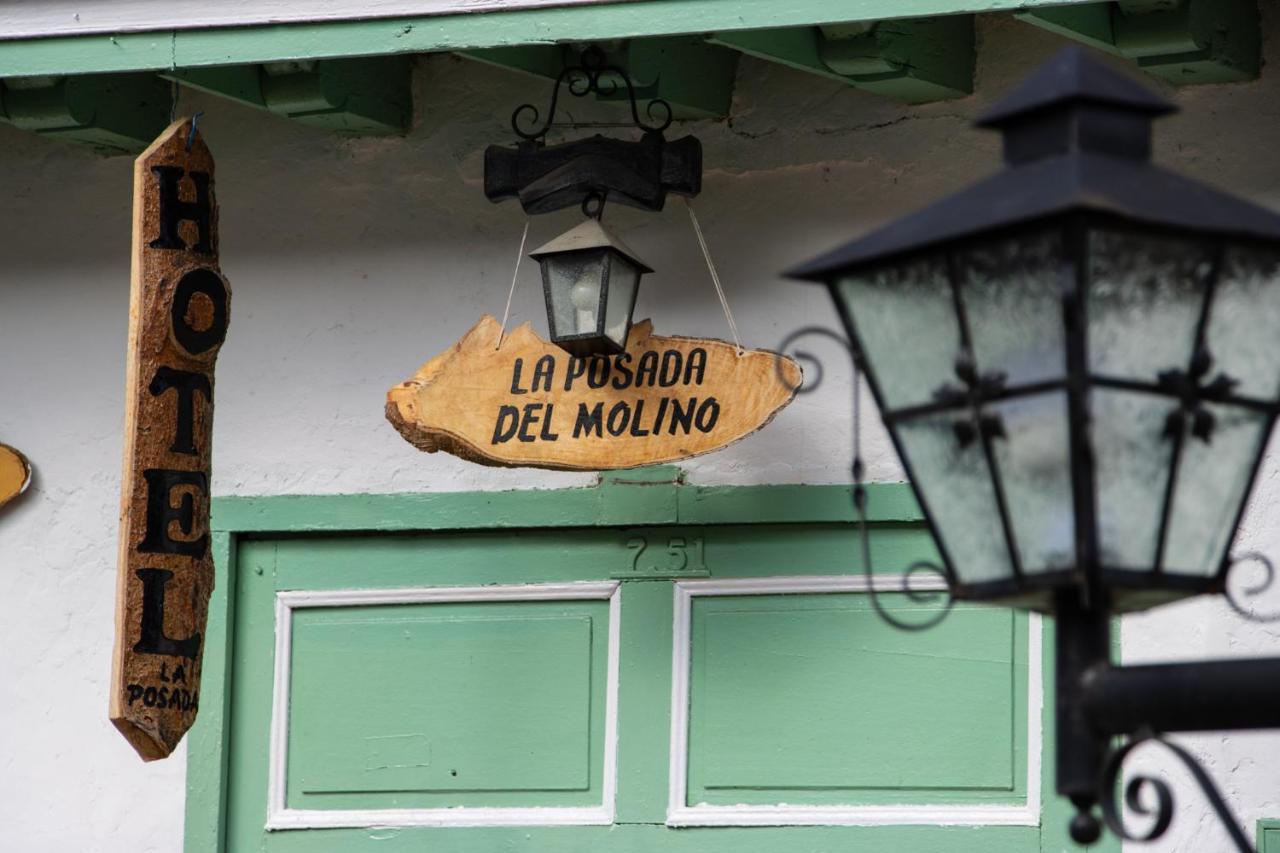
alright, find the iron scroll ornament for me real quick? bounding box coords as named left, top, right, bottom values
left=483, top=46, right=701, bottom=215
left=1097, top=730, right=1256, bottom=852
left=509, top=45, right=674, bottom=142
left=775, top=326, right=954, bottom=632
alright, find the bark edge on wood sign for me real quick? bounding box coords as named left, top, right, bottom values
left=110, top=118, right=229, bottom=761
left=387, top=316, right=800, bottom=470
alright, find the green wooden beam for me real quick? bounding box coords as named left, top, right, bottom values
left=210, top=479, right=921, bottom=534
left=164, top=55, right=412, bottom=134
left=461, top=37, right=738, bottom=120
left=1017, top=0, right=1259, bottom=85
left=0, top=0, right=1100, bottom=79
left=712, top=16, right=974, bottom=104
left=0, top=72, right=170, bottom=154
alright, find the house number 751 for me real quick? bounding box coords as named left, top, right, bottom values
left=620, top=535, right=709, bottom=578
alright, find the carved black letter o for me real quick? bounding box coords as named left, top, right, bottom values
left=171, top=269, right=228, bottom=357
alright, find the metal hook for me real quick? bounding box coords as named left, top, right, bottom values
left=581, top=191, right=608, bottom=220
left=186, top=111, right=204, bottom=152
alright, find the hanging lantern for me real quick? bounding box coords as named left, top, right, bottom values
left=530, top=216, right=652, bottom=357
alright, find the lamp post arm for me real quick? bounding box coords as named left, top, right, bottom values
left=1079, top=657, right=1280, bottom=735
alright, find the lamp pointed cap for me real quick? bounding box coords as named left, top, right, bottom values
left=529, top=217, right=653, bottom=273
left=976, top=45, right=1175, bottom=129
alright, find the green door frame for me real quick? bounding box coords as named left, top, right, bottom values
left=186, top=467, right=1098, bottom=851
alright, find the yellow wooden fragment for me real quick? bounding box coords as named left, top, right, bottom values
left=0, top=444, right=31, bottom=509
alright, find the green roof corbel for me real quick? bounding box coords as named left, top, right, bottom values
left=163, top=55, right=412, bottom=134
left=710, top=16, right=974, bottom=104
left=1017, top=0, right=1259, bottom=85
left=460, top=37, right=739, bottom=120
left=0, top=72, right=170, bottom=154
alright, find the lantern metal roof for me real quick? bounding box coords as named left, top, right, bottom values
left=788, top=47, right=1280, bottom=282
left=529, top=217, right=654, bottom=273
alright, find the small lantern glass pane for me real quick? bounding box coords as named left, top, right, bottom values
left=834, top=256, right=961, bottom=409
left=1087, top=229, right=1213, bottom=382
left=1160, top=244, right=1280, bottom=576
left=894, top=415, right=1015, bottom=585
left=545, top=249, right=607, bottom=340
left=1091, top=388, right=1173, bottom=570
left=1163, top=404, right=1269, bottom=576
left=988, top=392, right=1076, bottom=574
left=1086, top=229, right=1217, bottom=573
left=957, top=230, right=1067, bottom=388
left=1203, top=245, right=1280, bottom=398
left=603, top=253, right=640, bottom=349
left=952, top=230, right=1074, bottom=576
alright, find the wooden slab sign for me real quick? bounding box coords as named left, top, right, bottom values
left=111, top=118, right=229, bottom=760
left=387, top=316, right=800, bottom=470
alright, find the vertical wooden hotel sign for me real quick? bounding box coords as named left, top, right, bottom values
left=111, top=119, right=229, bottom=760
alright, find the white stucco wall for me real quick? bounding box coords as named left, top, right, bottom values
left=2, top=10, right=1280, bottom=852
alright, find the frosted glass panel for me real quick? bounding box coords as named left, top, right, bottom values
left=1164, top=403, right=1269, bottom=577
left=545, top=250, right=605, bottom=339
left=989, top=393, right=1075, bottom=574
left=1202, top=245, right=1280, bottom=399
left=1088, top=230, right=1213, bottom=381
left=837, top=255, right=960, bottom=409
left=1091, top=389, right=1173, bottom=569
left=957, top=230, right=1066, bottom=387
left=603, top=255, right=639, bottom=348
left=894, top=414, right=1015, bottom=585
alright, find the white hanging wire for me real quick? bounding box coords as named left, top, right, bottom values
left=496, top=218, right=532, bottom=350
left=683, top=196, right=744, bottom=354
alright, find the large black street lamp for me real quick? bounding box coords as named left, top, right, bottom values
left=790, top=46, right=1280, bottom=850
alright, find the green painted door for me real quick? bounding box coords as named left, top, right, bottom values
left=194, top=485, right=1107, bottom=852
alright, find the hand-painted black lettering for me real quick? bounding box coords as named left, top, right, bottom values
left=635, top=351, right=658, bottom=387
left=531, top=355, right=555, bottom=392
left=564, top=357, right=587, bottom=391
left=611, top=352, right=634, bottom=390
left=170, top=268, right=228, bottom=357
left=606, top=401, right=630, bottom=436
left=492, top=406, right=519, bottom=444
left=517, top=404, right=542, bottom=442
left=574, top=402, right=604, bottom=438
left=587, top=356, right=609, bottom=389
left=684, top=348, right=707, bottom=385
left=509, top=359, right=528, bottom=394
left=539, top=404, right=560, bottom=441
left=149, top=166, right=214, bottom=254
left=149, top=367, right=211, bottom=455
left=629, top=400, right=651, bottom=436
left=138, top=469, right=208, bottom=558
left=668, top=398, right=695, bottom=434
left=134, top=568, right=201, bottom=659
left=659, top=351, right=681, bottom=387
left=695, top=397, right=721, bottom=432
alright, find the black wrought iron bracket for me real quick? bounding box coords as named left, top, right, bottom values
left=1056, top=581, right=1280, bottom=852
left=483, top=46, right=702, bottom=215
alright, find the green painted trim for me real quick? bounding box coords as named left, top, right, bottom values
left=164, top=55, right=412, bottom=134
left=190, top=474, right=919, bottom=852
left=0, top=71, right=170, bottom=153
left=716, top=16, right=978, bottom=105
left=1017, top=0, right=1259, bottom=85
left=1260, top=818, right=1280, bottom=852
left=210, top=479, right=921, bottom=534
left=184, top=531, right=237, bottom=852
left=0, top=0, right=1099, bottom=78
